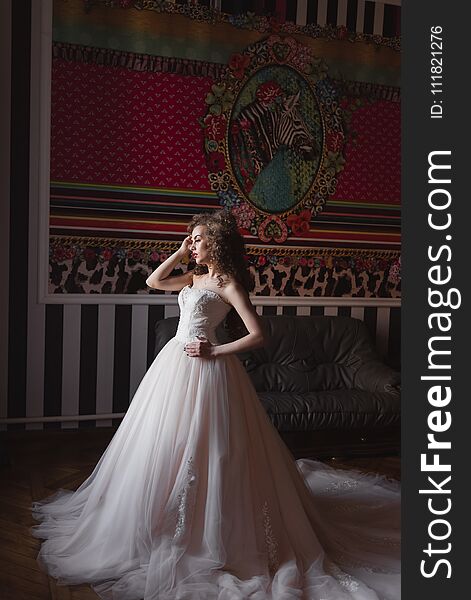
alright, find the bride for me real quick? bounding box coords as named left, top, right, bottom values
left=31, top=210, right=401, bottom=600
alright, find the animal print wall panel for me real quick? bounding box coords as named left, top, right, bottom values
left=49, top=237, right=400, bottom=297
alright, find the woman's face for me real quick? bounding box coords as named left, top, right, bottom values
left=190, top=225, right=212, bottom=265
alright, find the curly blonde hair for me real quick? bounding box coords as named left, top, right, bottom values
left=186, top=209, right=254, bottom=293
left=186, top=209, right=255, bottom=340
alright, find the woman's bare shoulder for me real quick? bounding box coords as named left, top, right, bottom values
left=223, top=278, right=242, bottom=290
left=222, top=279, right=249, bottom=303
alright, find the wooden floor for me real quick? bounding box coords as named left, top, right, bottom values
left=0, top=428, right=400, bottom=600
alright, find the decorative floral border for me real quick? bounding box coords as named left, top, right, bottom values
left=201, top=35, right=347, bottom=245
left=80, top=0, right=400, bottom=52
left=49, top=237, right=401, bottom=297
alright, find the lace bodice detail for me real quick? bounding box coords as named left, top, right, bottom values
left=174, top=285, right=232, bottom=345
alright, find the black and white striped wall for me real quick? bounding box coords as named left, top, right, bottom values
left=1, top=0, right=401, bottom=432
left=3, top=300, right=400, bottom=432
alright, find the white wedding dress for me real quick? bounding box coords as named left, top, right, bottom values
left=31, top=284, right=401, bottom=600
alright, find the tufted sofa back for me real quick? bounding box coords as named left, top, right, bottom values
left=229, top=315, right=380, bottom=392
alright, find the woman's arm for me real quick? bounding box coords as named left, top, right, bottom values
left=212, top=325, right=265, bottom=356
left=146, top=237, right=193, bottom=291
left=216, top=283, right=265, bottom=355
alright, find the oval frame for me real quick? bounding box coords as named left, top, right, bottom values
left=227, top=63, right=324, bottom=216
left=202, top=35, right=346, bottom=242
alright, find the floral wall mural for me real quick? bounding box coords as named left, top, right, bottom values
left=49, top=0, right=401, bottom=297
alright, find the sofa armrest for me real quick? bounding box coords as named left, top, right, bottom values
left=353, top=360, right=401, bottom=393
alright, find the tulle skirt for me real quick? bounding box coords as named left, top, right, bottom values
left=31, top=336, right=401, bottom=600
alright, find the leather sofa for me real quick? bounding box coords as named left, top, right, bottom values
left=154, top=315, right=401, bottom=459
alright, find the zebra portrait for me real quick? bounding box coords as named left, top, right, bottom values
left=230, top=81, right=321, bottom=214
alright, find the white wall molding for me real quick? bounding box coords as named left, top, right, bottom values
left=0, top=413, right=127, bottom=426
left=36, top=0, right=53, bottom=305
left=39, top=294, right=401, bottom=307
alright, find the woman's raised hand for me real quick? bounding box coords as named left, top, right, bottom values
left=178, top=235, right=193, bottom=257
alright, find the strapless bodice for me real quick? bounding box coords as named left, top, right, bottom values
left=174, top=285, right=232, bottom=345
